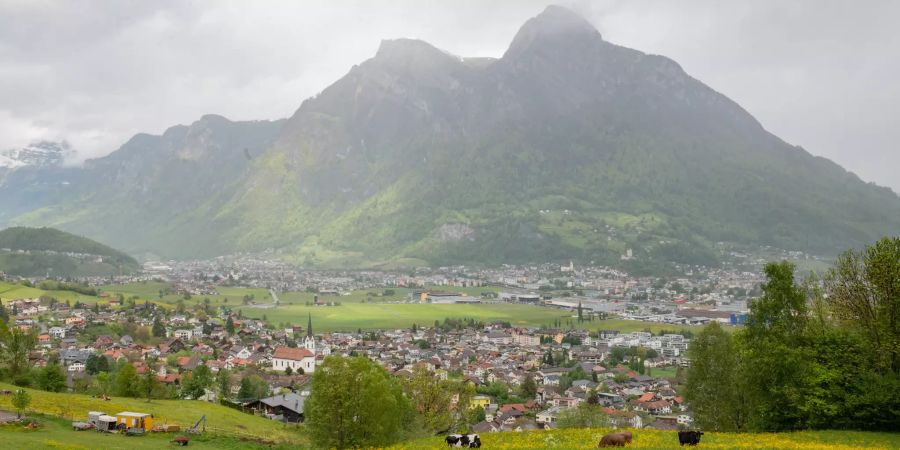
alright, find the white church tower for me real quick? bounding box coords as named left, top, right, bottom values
left=303, top=313, right=316, bottom=353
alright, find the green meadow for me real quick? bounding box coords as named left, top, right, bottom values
left=390, top=428, right=900, bottom=450
left=0, top=281, right=99, bottom=304
left=0, top=382, right=305, bottom=447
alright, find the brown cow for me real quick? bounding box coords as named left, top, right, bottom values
left=598, top=431, right=633, bottom=447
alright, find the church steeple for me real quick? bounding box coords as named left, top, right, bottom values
left=304, top=313, right=315, bottom=353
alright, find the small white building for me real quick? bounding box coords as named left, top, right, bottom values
left=173, top=329, right=193, bottom=340
left=49, top=326, right=67, bottom=339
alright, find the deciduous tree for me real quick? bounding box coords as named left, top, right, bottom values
left=306, top=356, right=411, bottom=449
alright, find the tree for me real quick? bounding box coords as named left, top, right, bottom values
left=520, top=373, right=537, bottom=399
left=306, top=356, right=411, bottom=449
left=403, top=366, right=454, bottom=434
left=0, top=327, right=36, bottom=382
left=85, top=353, right=109, bottom=375
left=11, top=389, right=30, bottom=418
left=556, top=403, right=610, bottom=428
left=216, top=368, right=231, bottom=401
left=183, top=365, right=213, bottom=399
left=236, top=375, right=268, bottom=402
left=826, top=237, right=900, bottom=375
left=152, top=316, right=166, bottom=338
left=140, top=366, right=161, bottom=401
left=742, top=262, right=810, bottom=431
left=114, top=363, right=139, bottom=397
left=225, top=316, right=235, bottom=335
left=577, top=301, right=583, bottom=322
left=36, top=363, right=67, bottom=392
left=237, top=377, right=255, bottom=402
left=285, top=366, right=293, bottom=375
left=684, top=322, right=750, bottom=431
left=466, top=405, right=486, bottom=425
left=94, top=371, right=112, bottom=397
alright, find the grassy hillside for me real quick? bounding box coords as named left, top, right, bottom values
left=389, top=428, right=900, bottom=450
left=0, top=383, right=306, bottom=446
left=0, top=227, right=139, bottom=277
left=0, top=281, right=99, bottom=304
left=0, top=414, right=283, bottom=450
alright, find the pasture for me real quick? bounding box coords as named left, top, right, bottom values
left=0, top=383, right=306, bottom=446
left=0, top=281, right=99, bottom=304
left=389, top=428, right=900, bottom=450
left=0, top=413, right=284, bottom=450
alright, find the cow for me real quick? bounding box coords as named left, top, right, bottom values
left=678, top=431, right=704, bottom=446
left=446, top=434, right=481, bottom=448
left=598, top=431, right=632, bottom=447
left=446, top=434, right=462, bottom=447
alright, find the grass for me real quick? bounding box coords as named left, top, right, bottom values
left=647, top=366, right=679, bottom=380
left=242, top=302, right=571, bottom=331
left=240, top=302, right=704, bottom=334
left=582, top=319, right=704, bottom=334
left=0, top=413, right=281, bottom=449
left=389, top=428, right=900, bottom=449
left=0, top=281, right=99, bottom=304
left=0, top=383, right=306, bottom=446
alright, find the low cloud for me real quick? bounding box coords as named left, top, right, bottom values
left=1, top=0, right=898, bottom=189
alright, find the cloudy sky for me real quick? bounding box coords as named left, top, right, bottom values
left=1, top=0, right=898, bottom=190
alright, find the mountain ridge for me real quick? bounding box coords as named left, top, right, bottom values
left=3, top=5, right=899, bottom=269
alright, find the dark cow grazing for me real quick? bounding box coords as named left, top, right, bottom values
left=678, top=431, right=704, bottom=446
left=598, top=431, right=632, bottom=447
left=446, top=434, right=482, bottom=448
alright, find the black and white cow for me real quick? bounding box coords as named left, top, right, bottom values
left=445, top=433, right=482, bottom=448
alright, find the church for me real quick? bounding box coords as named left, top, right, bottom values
left=271, top=314, right=317, bottom=373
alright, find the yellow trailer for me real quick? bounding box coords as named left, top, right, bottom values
left=114, top=411, right=153, bottom=431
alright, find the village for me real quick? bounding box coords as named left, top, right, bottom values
left=1, top=283, right=707, bottom=435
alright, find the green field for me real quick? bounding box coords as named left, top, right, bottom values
left=390, top=428, right=900, bottom=450
left=0, top=383, right=305, bottom=447
left=242, top=302, right=568, bottom=331
left=0, top=281, right=99, bottom=304
left=0, top=414, right=281, bottom=450
left=97, top=282, right=272, bottom=307
left=240, top=302, right=704, bottom=334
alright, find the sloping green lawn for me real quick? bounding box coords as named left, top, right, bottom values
left=0, top=414, right=282, bottom=449
left=0, top=383, right=306, bottom=446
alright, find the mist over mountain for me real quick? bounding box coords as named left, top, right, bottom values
left=4, top=5, right=899, bottom=269
left=0, top=141, right=73, bottom=169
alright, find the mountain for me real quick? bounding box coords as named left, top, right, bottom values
left=0, top=227, right=140, bottom=277
left=6, top=115, right=285, bottom=259
left=0, top=141, right=73, bottom=169
left=5, top=5, right=900, bottom=269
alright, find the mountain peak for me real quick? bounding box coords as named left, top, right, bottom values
left=374, top=38, right=460, bottom=70
left=0, top=141, right=72, bottom=169
left=505, top=5, right=601, bottom=59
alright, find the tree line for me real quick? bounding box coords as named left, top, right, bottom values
left=686, top=237, right=900, bottom=432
